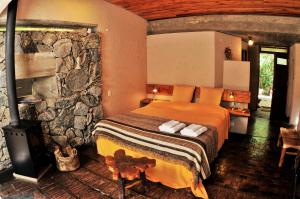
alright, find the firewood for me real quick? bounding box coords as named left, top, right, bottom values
left=54, top=145, right=80, bottom=172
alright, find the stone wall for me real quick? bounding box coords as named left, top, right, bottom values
left=0, top=29, right=102, bottom=171
left=0, top=32, right=12, bottom=171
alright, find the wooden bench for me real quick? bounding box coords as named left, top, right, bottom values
left=105, top=150, right=156, bottom=199
left=278, top=127, right=300, bottom=167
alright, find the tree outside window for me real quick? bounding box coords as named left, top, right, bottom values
left=259, top=53, right=274, bottom=96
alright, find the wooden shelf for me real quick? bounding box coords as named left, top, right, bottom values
left=222, top=90, right=251, bottom=104
left=227, top=108, right=250, bottom=117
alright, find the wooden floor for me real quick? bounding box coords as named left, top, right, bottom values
left=0, top=114, right=296, bottom=199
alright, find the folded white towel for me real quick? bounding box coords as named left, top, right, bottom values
left=159, top=122, right=186, bottom=133
left=181, top=124, right=202, bottom=134
left=180, top=126, right=208, bottom=137
left=159, top=120, right=180, bottom=129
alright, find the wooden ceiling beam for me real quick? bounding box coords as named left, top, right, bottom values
left=106, top=0, right=300, bottom=20
left=148, top=15, right=300, bottom=46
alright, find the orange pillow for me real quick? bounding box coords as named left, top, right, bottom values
left=198, top=87, right=224, bottom=105
left=172, top=85, right=195, bottom=102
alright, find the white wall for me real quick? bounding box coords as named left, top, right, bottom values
left=223, top=61, right=250, bottom=91
left=0, top=0, right=11, bottom=14
left=215, top=32, right=242, bottom=87
left=286, top=46, right=295, bottom=117
left=147, top=31, right=242, bottom=88
left=0, top=0, right=147, bottom=116
left=147, top=32, right=216, bottom=86
left=289, top=44, right=300, bottom=126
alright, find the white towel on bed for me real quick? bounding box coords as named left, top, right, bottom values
left=159, top=120, right=179, bottom=129
left=181, top=124, right=202, bottom=134
left=180, top=126, right=208, bottom=137
left=159, top=122, right=186, bottom=133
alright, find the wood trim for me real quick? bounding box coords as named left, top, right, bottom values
left=227, top=108, right=250, bottom=117
left=146, top=84, right=251, bottom=103
left=249, top=46, right=260, bottom=111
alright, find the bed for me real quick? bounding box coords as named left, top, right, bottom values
left=93, top=101, right=230, bottom=198
left=94, top=102, right=229, bottom=198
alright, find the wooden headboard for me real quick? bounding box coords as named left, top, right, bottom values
left=146, top=84, right=251, bottom=104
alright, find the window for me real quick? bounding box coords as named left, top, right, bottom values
left=277, top=58, right=287, bottom=66
left=261, top=47, right=288, bottom=54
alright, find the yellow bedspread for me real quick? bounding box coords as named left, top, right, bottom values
left=96, top=101, right=230, bottom=198
left=134, top=101, right=230, bottom=150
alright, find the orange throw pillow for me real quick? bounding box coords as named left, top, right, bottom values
left=172, top=85, right=195, bottom=102
left=198, top=87, right=224, bottom=105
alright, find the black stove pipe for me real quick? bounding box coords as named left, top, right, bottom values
left=5, top=0, right=20, bottom=127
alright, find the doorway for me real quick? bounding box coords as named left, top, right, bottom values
left=257, top=47, right=289, bottom=121
left=258, top=52, right=274, bottom=118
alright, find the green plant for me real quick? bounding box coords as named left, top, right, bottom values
left=259, top=53, right=274, bottom=95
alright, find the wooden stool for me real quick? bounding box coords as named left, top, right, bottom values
left=105, top=150, right=156, bottom=199
left=278, top=127, right=300, bottom=167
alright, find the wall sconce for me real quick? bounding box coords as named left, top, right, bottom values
left=248, top=37, right=254, bottom=46
left=152, top=88, right=158, bottom=100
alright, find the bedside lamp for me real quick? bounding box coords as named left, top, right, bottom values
left=229, top=91, right=235, bottom=100
left=152, top=88, right=158, bottom=100
left=228, top=91, right=237, bottom=109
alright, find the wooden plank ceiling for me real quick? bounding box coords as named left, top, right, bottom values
left=106, top=0, right=300, bottom=20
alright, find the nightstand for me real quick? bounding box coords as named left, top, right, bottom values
left=227, top=108, right=250, bottom=134
left=227, top=108, right=250, bottom=117
left=140, top=98, right=153, bottom=107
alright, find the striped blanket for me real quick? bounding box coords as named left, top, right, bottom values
left=93, top=112, right=218, bottom=185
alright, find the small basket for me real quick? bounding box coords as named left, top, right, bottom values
left=54, top=146, right=80, bottom=172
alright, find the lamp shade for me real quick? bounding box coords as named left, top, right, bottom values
left=229, top=91, right=235, bottom=100
left=152, top=88, right=158, bottom=94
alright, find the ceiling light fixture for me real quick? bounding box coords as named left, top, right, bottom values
left=248, top=37, right=254, bottom=46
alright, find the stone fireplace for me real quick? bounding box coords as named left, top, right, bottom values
left=0, top=26, right=103, bottom=172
